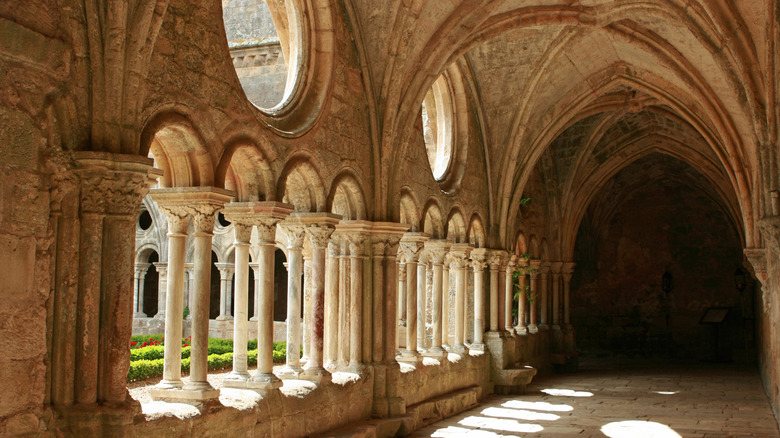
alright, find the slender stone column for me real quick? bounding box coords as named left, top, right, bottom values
left=324, top=239, right=340, bottom=369
left=442, top=254, right=451, bottom=347
left=550, top=262, right=563, bottom=330
left=215, top=263, right=233, bottom=321
left=504, top=256, right=516, bottom=332
left=150, top=187, right=233, bottom=403
left=539, top=264, right=550, bottom=330
left=152, top=205, right=189, bottom=391
left=416, top=252, right=428, bottom=351
left=153, top=262, right=167, bottom=319
left=302, top=219, right=338, bottom=382
left=250, top=263, right=260, bottom=321
left=134, top=264, right=150, bottom=317
left=184, top=195, right=231, bottom=398
left=245, top=203, right=293, bottom=391
left=425, top=241, right=449, bottom=357
left=348, top=233, right=366, bottom=371
left=278, top=222, right=306, bottom=379
left=224, top=222, right=253, bottom=385
left=338, top=238, right=350, bottom=367
left=398, top=233, right=427, bottom=362
left=527, top=259, right=542, bottom=334
left=562, top=262, right=575, bottom=329
left=470, top=249, right=488, bottom=349
left=302, top=249, right=314, bottom=365
left=371, top=238, right=387, bottom=363
left=396, top=257, right=406, bottom=350
left=514, top=258, right=528, bottom=334
left=226, top=273, right=234, bottom=318
left=449, top=244, right=471, bottom=353
left=487, top=252, right=504, bottom=332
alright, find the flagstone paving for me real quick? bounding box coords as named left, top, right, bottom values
left=410, top=361, right=779, bottom=437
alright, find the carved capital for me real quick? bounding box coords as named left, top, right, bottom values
left=399, top=241, right=423, bottom=263
left=75, top=153, right=159, bottom=216
left=255, top=218, right=280, bottom=242
left=188, top=204, right=220, bottom=234
left=157, top=205, right=190, bottom=235
left=305, top=225, right=335, bottom=249
left=233, top=223, right=252, bottom=244
left=744, top=247, right=768, bottom=284
left=279, top=223, right=306, bottom=248
left=345, top=233, right=367, bottom=256
left=487, top=250, right=507, bottom=270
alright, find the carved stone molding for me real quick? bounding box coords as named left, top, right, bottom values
left=279, top=223, right=306, bottom=248
left=744, top=247, right=768, bottom=284
left=74, top=152, right=160, bottom=216
left=233, top=223, right=253, bottom=244
left=487, top=250, right=507, bottom=270
left=306, top=225, right=336, bottom=249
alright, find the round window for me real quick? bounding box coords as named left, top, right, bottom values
left=138, top=210, right=153, bottom=231
left=421, top=75, right=454, bottom=181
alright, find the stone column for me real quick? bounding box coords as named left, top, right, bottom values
left=223, top=221, right=253, bottom=386
left=398, top=233, right=427, bottom=362
left=301, top=249, right=313, bottom=365
left=514, top=257, right=528, bottom=334
left=487, top=251, right=504, bottom=332
left=562, top=262, right=575, bottom=329
left=539, top=263, right=550, bottom=330
left=184, top=192, right=232, bottom=398
left=425, top=241, right=449, bottom=357
left=246, top=203, right=293, bottom=391
left=396, top=256, right=406, bottom=350
left=64, top=153, right=159, bottom=405
left=528, top=259, right=541, bottom=334
left=442, top=254, right=451, bottom=347
left=348, top=233, right=367, bottom=371
left=324, top=239, right=340, bottom=370
left=278, top=222, right=306, bottom=379
left=338, top=238, right=350, bottom=367
left=449, top=244, right=471, bottom=353
left=250, top=263, right=261, bottom=321
left=151, top=202, right=190, bottom=393
left=470, top=249, right=488, bottom=349
left=505, top=256, right=516, bottom=332
left=215, top=263, right=233, bottom=321
left=302, top=218, right=339, bottom=382
left=416, top=251, right=428, bottom=351
left=550, top=262, right=563, bottom=330
left=133, top=264, right=148, bottom=317
left=153, top=262, right=167, bottom=319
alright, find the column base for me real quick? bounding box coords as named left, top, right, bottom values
left=155, top=378, right=183, bottom=390
left=539, top=323, right=549, bottom=331
left=133, top=312, right=147, bottom=318
left=552, top=324, right=561, bottom=331
left=470, top=343, right=485, bottom=352
left=246, top=372, right=283, bottom=391
left=150, top=386, right=220, bottom=404
left=397, top=349, right=422, bottom=363
left=423, top=347, right=447, bottom=358
left=152, top=312, right=165, bottom=319
left=448, top=344, right=467, bottom=354
left=514, top=325, right=527, bottom=335
left=222, top=370, right=252, bottom=388
left=301, top=367, right=332, bottom=384
left=250, top=316, right=258, bottom=322
left=215, top=315, right=233, bottom=321
left=527, top=324, right=539, bottom=334
left=346, top=363, right=367, bottom=375
left=277, top=365, right=303, bottom=380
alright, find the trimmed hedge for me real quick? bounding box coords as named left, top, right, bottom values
left=127, top=341, right=295, bottom=382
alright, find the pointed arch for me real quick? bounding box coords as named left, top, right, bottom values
left=328, top=170, right=368, bottom=220
left=216, top=134, right=275, bottom=202
left=421, top=198, right=445, bottom=239
left=446, top=206, right=467, bottom=243
left=467, top=213, right=486, bottom=248
left=399, top=187, right=422, bottom=231
left=277, top=154, right=327, bottom=212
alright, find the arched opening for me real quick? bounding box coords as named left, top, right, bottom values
left=142, top=252, right=159, bottom=317
left=274, top=248, right=288, bottom=322
left=570, top=154, right=748, bottom=361
left=209, top=251, right=221, bottom=319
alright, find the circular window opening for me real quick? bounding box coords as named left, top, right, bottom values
left=218, top=212, right=232, bottom=228
left=222, top=0, right=302, bottom=110
left=421, top=75, right=454, bottom=181
left=138, top=210, right=153, bottom=230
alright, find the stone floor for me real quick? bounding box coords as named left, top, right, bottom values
left=410, top=360, right=779, bottom=437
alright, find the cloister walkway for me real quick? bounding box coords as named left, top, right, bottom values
left=410, top=358, right=779, bottom=437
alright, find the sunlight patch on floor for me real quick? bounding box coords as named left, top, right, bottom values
left=459, top=415, right=544, bottom=433
left=481, top=406, right=560, bottom=421
left=601, top=420, right=681, bottom=438
left=541, top=388, right=594, bottom=397
left=501, top=399, right=573, bottom=412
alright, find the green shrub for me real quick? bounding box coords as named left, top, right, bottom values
left=127, top=349, right=261, bottom=381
